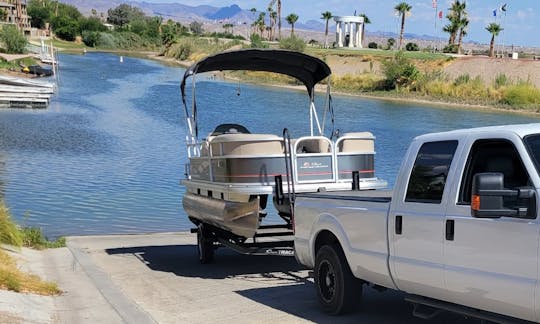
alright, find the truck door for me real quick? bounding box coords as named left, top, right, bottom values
left=444, top=138, right=538, bottom=322
left=389, top=140, right=459, bottom=300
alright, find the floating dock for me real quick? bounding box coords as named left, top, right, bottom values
left=0, top=75, right=55, bottom=109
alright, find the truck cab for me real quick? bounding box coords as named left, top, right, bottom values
left=389, top=125, right=539, bottom=321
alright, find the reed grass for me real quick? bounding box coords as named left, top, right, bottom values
left=0, top=201, right=62, bottom=295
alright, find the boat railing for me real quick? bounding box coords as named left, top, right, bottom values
left=292, top=136, right=335, bottom=184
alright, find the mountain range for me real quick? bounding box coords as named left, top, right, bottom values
left=60, top=0, right=325, bottom=31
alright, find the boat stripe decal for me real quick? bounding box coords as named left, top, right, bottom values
left=215, top=170, right=375, bottom=178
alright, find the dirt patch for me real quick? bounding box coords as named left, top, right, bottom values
left=444, top=57, right=540, bottom=87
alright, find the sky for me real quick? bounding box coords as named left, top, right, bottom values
left=142, top=0, right=540, bottom=48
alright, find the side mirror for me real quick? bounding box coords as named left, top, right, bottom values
left=471, top=173, right=535, bottom=218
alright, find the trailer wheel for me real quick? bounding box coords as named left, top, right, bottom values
left=314, top=244, right=363, bottom=314
left=197, top=224, right=214, bottom=264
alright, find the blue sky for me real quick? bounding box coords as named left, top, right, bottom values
left=143, top=0, right=539, bottom=47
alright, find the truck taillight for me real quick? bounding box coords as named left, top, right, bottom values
left=471, top=195, right=480, bottom=211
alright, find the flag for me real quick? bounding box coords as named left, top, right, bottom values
left=432, top=0, right=437, bottom=9
left=493, top=9, right=497, bottom=17
left=501, top=4, right=507, bottom=12
left=439, top=10, right=443, bottom=19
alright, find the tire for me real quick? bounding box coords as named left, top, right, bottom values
left=197, top=224, right=214, bottom=264
left=314, top=244, right=363, bottom=314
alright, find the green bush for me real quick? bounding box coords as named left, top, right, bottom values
left=368, top=42, right=378, bottom=49
left=278, top=35, right=306, bottom=52
left=494, top=73, right=511, bottom=89
left=502, top=84, right=540, bottom=108
left=443, top=44, right=458, bottom=53
left=381, top=51, right=420, bottom=90
left=249, top=33, right=268, bottom=49
left=454, top=74, right=471, bottom=86
left=169, top=38, right=194, bottom=60
left=0, top=201, right=22, bottom=247
left=52, top=16, right=80, bottom=41
left=405, top=42, right=419, bottom=51
left=82, top=30, right=100, bottom=47
left=0, top=25, right=27, bottom=54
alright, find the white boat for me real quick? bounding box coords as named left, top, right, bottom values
left=180, top=49, right=387, bottom=262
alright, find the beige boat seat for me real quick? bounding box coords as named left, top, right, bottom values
left=210, top=134, right=283, bottom=156
left=295, top=137, right=332, bottom=153
left=337, top=132, right=375, bottom=153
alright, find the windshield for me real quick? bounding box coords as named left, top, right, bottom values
left=524, top=134, right=540, bottom=174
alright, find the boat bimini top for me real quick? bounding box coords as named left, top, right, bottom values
left=180, top=49, right=334, bottom=157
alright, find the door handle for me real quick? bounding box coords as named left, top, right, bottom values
left=395, top=215, right=402, bottom=235
left=446, top=220, right=455, bottom=241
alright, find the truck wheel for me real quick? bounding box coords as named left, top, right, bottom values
left=314, top=244, right=363, bottom=314
left=197, top=224, right=214, bottom=264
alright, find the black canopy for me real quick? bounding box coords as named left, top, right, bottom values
left=180, top=49, right=331, bottom=99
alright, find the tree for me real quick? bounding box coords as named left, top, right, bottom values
left=381, top=51, right=420, bottom=90
left=321, top=11, right=332, bottom=48
left=394, top=2, right=412, bottom=50
left=444, top=1, right=468, bottom=54
left=189, top=21, right=203, bottom=35
left=27, top=4, right=50, bottom=28
left=486, top=23, right=503, bottom=57
left=79, top=16, right=106, bottom=32
left=386, top=38, right=396, bottom=50
left=255, top=12, right=265, bottom=38
left=405, top=42, right=419, bottom=51
left=0, top=25, right=27, bottom=54
left=51, top=15, right=79, bottom=41
left=286, top=13, right=298, bottom=36
left=107, top=4, right=144, bottom=27
left=358, top=13, right=371, bottom=48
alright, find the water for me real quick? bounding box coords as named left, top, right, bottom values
left=0, top=52, right=538, bottom=238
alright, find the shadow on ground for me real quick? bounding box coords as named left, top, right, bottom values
left=236, top=284, right=478, bottom=324
left=105, top=244, right=480, bottom=324
left=106, top=244, right=305, bottom=281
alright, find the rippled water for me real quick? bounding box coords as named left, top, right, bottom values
left=0, top=52, right=538, bottom=238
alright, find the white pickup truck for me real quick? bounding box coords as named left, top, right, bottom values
left=294, top=124, right=540, bottom=323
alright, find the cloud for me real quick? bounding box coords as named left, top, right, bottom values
left=516, top=8, right=534, bottom=20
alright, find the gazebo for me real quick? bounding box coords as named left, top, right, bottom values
left=333, top=16, right=364, bottom=48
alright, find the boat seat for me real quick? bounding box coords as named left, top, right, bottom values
left=296, top=138, right=332, bottom=154
left=210, top=133, right=283, bottom=156
left=338, top=132, right=375, bottom=153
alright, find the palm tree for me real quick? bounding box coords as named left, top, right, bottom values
left=256, top=12, right=266, bottom=38
left=277, top=0, right=282, bottom=39
left=358, top=13, right=371, bottom=47
left=321, top=11, right=332, bottom=48
left=394, top=2, right=412, bottom=50
left=443, top=23, right=459, bottom=45
left=486, top=23, right=503, bottom=57
left=270, top=10, right=277, bottom=40
left=457, top=17, right=469, bottom=54
left=286, top=13, right=299, bottom=36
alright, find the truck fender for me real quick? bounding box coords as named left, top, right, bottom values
left=308, top=213, right=355, bottom=273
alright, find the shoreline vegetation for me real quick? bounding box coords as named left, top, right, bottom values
left=0, top=1, right=537, bottom=113
left=0, top=201, right=63, bottom=295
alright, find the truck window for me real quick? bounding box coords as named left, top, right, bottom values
left=405, top=141, right=458, bottom=204
left=459, top=139, right=530, bottom=205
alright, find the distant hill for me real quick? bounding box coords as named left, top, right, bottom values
left=206, top=5, right=242, bottom=20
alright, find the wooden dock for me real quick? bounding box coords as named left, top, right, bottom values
left=0, top=75, right=55, bottom=109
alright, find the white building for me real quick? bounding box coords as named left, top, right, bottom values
left=334, top=16, right=364, bottom=48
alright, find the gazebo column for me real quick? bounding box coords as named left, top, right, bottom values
left=357, top=23, right=363, bottom=48
left=348, top=22, right=354, bottom=48
left=337, top=22, right=343, bottom=47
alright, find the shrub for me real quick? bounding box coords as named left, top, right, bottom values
left=331, top=74, right=384, bottom=92
left=502, top=84, right=540, bottom=108
left=249, top=33, right=268, bottom=48
left=279, top=35, right=306, bottom=52
left=381, top=51, right=420, bottom=90
left=405, top=42, right=419, bottom=51
left=368, top=42, right=378, bottom=49
left=454, top=74, right=471, bottom=86
left=0, top=25, right=26, bottom=54
left=443, top=44, right=458, bottom=53
left=0, top=201, right=22, bottom=247
left=494, top=73, right=511, bottom=89
left=169, top=38, right=194, bottom=60
left=82, top=30, right=100, bottom=47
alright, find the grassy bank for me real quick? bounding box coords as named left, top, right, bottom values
left=0, top=201, right=63, bottom=295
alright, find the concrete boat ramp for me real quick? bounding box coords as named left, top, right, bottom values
left=0, top=232, right=474, bottom=323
